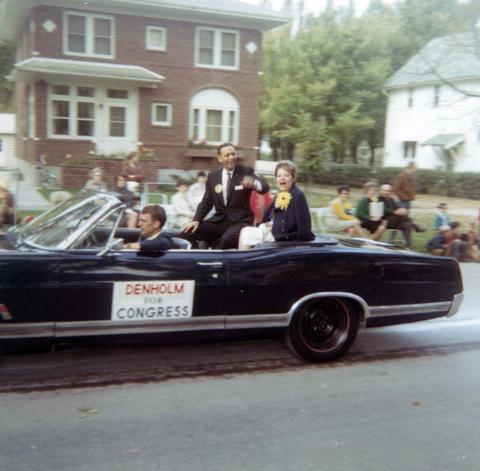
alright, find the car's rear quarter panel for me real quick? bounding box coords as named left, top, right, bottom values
left=364, top=252, right=463, bottom=305
left=226, top=245, right=368, bottom=316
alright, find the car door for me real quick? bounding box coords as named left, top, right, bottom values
left=52, top=248, right=228, bottom=339
left=0, top=252, right=59, bottom=340
left=225, top=242, right=369, bottom=328
left=224, top=245, right=319, bottom=328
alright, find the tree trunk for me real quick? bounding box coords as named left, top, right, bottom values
left=368, top=141, right=376, bottom=166
left=350, top=141, right=358, bottom=164
left=368, top=131, right=377, bottom=166
left=281, top=139, right=295, bottom=160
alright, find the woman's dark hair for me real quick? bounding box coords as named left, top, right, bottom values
left=337, top=185, right=350, bottom=194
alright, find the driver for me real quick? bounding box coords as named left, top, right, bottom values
left=123, top=205, right=173, bottom=252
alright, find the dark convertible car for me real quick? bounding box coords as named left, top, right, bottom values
left=0, top=192, right=463, bottom=361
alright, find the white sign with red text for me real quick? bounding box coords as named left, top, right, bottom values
left=112, top=280, right=195, bottom=321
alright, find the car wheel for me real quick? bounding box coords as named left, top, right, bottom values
left=286, top=298, right=359, bottom=362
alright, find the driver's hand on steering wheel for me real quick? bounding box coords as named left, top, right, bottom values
left=124, top=242, right=140, bottom=250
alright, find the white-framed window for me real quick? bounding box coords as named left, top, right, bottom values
left=107, top=89, right=128, bottom=99
left=48, top=85, right=96, bottom=138
left=63, top=12, right=114, bottom=58
left=195, top=27, right=239, bottom=70
left=403, top=141, right=417, bottom=159
left=151, top=103, right=172, bottom=126
left=109, top=106, right=126, bottom=137
left=189, top=88, right=239, bottom=144
left=146, top=26, right=167, bottom=51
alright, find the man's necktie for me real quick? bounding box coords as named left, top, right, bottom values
left=226, top=171, right=233, bottom=204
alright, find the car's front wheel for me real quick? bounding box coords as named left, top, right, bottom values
left=286, top=298, right=359, bottom=362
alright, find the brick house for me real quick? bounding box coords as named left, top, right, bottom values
left=0, top=0, right=288, bottom=188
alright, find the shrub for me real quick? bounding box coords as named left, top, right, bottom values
left=299, top=164, right=480, bottom=199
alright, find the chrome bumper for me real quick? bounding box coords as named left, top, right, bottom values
left=447, top=292, right=464, bottom=317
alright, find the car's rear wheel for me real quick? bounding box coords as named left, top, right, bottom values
left=286, top=298, right=359, bottom=362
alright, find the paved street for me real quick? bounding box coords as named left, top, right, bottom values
left=1, top=263, right=480, bottom=470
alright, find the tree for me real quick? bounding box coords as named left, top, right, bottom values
left=390, top=0, right=468, bottom=72
left=260, top=0, right=477, bottom=171
left=261, top=8, right=381, bottom=168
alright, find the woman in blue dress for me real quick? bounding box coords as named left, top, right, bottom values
left=269, top=160, right=315, bottom=242
left=238, top=160, right=314, bottom=248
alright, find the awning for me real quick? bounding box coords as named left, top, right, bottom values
left=8, top=57, right=164, bottom=87
left=422, top=133, right=465, bottom=150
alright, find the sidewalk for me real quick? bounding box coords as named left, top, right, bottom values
left=412, top=194, right=478, bottom=217
left=16, top=181, right=51, bottom=211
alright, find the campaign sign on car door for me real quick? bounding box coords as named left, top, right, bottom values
left=112, top=280, right=195, bottom=320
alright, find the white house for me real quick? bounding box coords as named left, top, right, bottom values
left=383, top=31, right=480, bottom=172
left=0, top=113, right=15, bottom=168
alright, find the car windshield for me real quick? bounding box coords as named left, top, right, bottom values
left=70, top=207, right=124, bottom=251
left=16, top=193, right=114, bottom=249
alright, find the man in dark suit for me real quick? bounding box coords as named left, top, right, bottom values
left=182, top=143, right=269, bottom=249
left=124, top=205, right=173, bottom=252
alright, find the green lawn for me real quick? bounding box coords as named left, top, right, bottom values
left=301, top=186, right=476, bottom=253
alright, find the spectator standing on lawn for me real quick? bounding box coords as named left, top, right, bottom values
left=171, top=179, right=195, bottom=230
left=121, top=151, right=145, bottom=192
left=393, top=161, right=416, bottom=212
left=187, top=171, right=207, bottom=212
left=434, top=202, right=450, bottom=230
left=84, top=167, right=107, bottom=192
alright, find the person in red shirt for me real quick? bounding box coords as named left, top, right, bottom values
left=250, top=189, right=273, bottom=225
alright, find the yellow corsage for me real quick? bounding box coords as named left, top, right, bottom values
left=275, top=191, right=292, bottom=211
